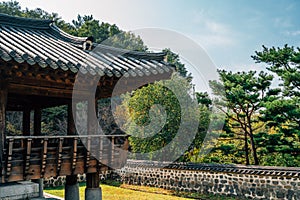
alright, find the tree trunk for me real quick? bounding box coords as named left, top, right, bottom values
left=244, top=132, right=250, bottom=165
left=249, top=134, right=259, bottom=165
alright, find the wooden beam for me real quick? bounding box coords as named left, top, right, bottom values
left=8, top=83, right=74, bottom=99
left=0, top=82, right=8, bottom=179
left=8, top=83, right=99, bottom=99
left=8, top=94, right=70, bottom=111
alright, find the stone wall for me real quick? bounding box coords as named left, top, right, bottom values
left=117, top=160, right=300, bottom=200
left=44, top=160, right=300, bottom=200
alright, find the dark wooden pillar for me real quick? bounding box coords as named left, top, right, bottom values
left=22, top=108, right=31, bottom=136
left=0, top=82, right=8, bottom=182
left=88, top=98, right=98, bottom=135
left=67, top=102, right=76, bottom=135
left=85, top=98, right=102, bottom=200
left=85, top=172, right=102, bottom=200
left=33, top=108, right=44, bottom=197
left=34, top=108, right=41, bottom=136
left=65, top=173, right=79, bottom=200
left=65, top=103, right=79, bottom=200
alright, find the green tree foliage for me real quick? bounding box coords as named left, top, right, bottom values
left=209, top=70, right=273, bottom=165
left=41, top=106, right=67, bottom=135
left=252, top=45, right=300, bottom=129
left=0, top=0, right=21, bottom=16
left=252, top=45, right=300, bottom=165
left=162, top=49, right=191, bottom=79
left=118, top=74, right=203, bottom=161
left=254, top=132, right=300, bottom=167
left=196, top=92, right=212, bottom=109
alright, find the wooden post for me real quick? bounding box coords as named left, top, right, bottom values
left=34, top=108, right=41, bottom=136
left=37, top=178, right=44, bottom=198
left=85, top=172, right=102, bottom=200
left=86, top=98, right=99, bottom=171
left=65, top=174, right=79, bottom=200
left=85, top=98, right=102, bottom=200
left=67, top=102, right=76, bottom=135
left=22, top=108, right=31, bottom=136
left=88, top=98, right=98, bottom=136
left=65, top=103, right=79, bottom=200
left=0, top=82, right=8, bottom=182
left=33, top=108, right=44, bottom=198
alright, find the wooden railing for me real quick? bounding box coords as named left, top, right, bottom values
left=1, top=134, right=129, bottom=183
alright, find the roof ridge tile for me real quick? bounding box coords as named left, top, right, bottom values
left=0, top=13, right=53, bottom=30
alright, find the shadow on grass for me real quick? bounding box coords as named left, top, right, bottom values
left=44, top=182, right=87, bottom=191
left=100, top=179, right=122, bottom=187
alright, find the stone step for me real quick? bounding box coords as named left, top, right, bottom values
left=0, top=181, right=39, bottom=200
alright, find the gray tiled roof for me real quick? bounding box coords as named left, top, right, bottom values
left=0, top=13, right=173, bottom=77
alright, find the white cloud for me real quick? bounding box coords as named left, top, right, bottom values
left=274, top=17, right=293, bottom=28
left=285, top=30, right=300, bottom=36
left=192, top=34, right=235, bottom=49
left=204, top=20, right=229, bottom=34
left=192, top=10, right=230, bottom=33
left=190, top=10, right=237, bottom=49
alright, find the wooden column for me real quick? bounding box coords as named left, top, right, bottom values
left=65, top=102, right=79, bottom=200
left=22, top=108, right=31, bottom=136
left=65, top=174, right=79, bottom=200
left=0, top=82, right=8, bottom=182
left=85, top=98, right=102, bottom=200
left=34, top=108, right=43, bottom=198
left=34, top=108, right=41, bottom=136
left=88, top=98, right=98, bottom=135
left=67, top=102, right=76, bottom=135
left=85, top=172, right=102, bottom=200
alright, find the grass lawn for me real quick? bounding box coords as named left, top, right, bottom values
left=45, top=183, right=188, bottom=200
left=45, top=182, right=237, bottom=200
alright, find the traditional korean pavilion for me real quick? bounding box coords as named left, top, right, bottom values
left=0, top=13, right=173, bottom=199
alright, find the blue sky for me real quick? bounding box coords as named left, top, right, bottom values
left=16, top=0, right=300, bottom=90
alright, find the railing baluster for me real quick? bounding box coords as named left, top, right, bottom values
left=99, top=137, right=103, bottom=162
left=6, top=138, right=14, bottom=179
left=111, top=136, right=115, bottom=166
left=86, top=136, right=91, bottom=170
left=24, top=138, right=32, bottom=179
left=56, top=138, right=63, bottom=175
left=72, top=138, right=78, bottom=173
left=3, top=134, right=129, bottom=180
left=40, top=138, right=48, bottom=178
